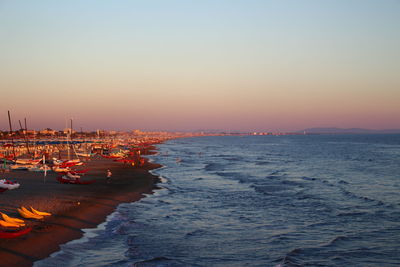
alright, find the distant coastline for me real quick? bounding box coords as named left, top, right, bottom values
left=297, top=127, right=400, bottom=135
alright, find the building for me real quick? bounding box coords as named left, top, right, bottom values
left=63, top=128, right=77, bottom=135
left=40, top=128, right=57, bottom=135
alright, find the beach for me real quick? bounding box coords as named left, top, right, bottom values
left=0, top=147, right=161, bottom=267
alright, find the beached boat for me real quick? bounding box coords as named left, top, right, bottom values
left=57, top=169, right=89, bottom=176
left=66, top=172, right=81, bottom=179
left=75, top=152, right=92, bottom=158
left=101, top=154, right=122, bottom=159
left=52, top=166, right=71, bottom=173
left=10, top=164, right=33, bottom=170
left=29, top=207, right=51, bottom=216
left=15, top=159, right=41, bottom=165
left=52, top=158, right=63, bottom=165
left=57, top=176, right=96, bottom=185
left=17, top=207, right=44, bottom=219
left=0, top=227, right=32, bottom=239
left=1, top=212, right=25, bottom=225
left=0, top=219, right=21, bottom=228
left=28, top=165, right=51, bottom=172
left=59, top=160, right=83, bottom=168
left=0, top=179, right=20, bottom=190
left=70, top=169, right=90, bottom=174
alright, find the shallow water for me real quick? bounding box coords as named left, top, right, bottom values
left=36, top=135, right=400, bottom=266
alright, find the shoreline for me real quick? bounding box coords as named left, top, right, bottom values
left=0, top=147, right=162, bottom=267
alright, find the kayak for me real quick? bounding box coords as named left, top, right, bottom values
left=57, top=176, right=96, bottom=185
left=1, top=212, right=25, bottom=225
left=0, top=227, right=32, bottom=239
left=18, top=207, right=44, bottom=220
left=30, top=207, right=51, bottom=216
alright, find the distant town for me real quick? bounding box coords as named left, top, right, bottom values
left=1, top=127, right=399, bottom=141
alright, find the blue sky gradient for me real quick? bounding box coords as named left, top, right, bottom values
left=1, top=0, right=399, bottom=131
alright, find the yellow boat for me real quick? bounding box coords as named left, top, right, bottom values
left=1, top=212, right=25, bottom=226
left=30, top=207, right=51, bottom=216
left=18, top=207, right=43, bottom=220
left=0, top=219, right=21, bottom=228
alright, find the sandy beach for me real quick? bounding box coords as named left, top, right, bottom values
left=0, top=147, right=161, bottom=267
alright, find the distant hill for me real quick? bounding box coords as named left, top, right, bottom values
left=298, top=127, right=400, bottom=134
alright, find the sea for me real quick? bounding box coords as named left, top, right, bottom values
left=35, top=134, right=400, bottom=267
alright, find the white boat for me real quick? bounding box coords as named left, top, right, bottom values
left=75, top=152, right=92, bottom=158
left=0, top=179, right=20, bottom=190
left=66, top=172, right=80, bottom=180
left=28, top=165, right=51, bottom=172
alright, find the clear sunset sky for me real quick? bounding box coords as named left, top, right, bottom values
left=0, top=0, right=399, bottom=132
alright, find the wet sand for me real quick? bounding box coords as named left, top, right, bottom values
left=0, top=150, right=161, bottom=267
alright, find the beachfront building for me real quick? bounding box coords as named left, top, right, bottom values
left=63, top=128, right=76, bottom=135
left=132, top=129, right=144, bottom=135
left=40, top=128, right=57, bottom=136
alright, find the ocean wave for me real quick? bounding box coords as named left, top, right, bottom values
left=214, top=171, right=239, bottom=178
left=131, top=256, right=179, bottom=267
left=184, top=229, right=208, bottom=238
left=301, top=176, right=316, bottom=181
left=336, top=211, right=369, bottom=217
left=251, top=185, right=290, bottom=194
left=222, top=156, right=245, bottom=162
left=255, top=161, right=270, bottom=166
left=112, top=221, right=134, bottom=235
left=266, top=175, right=285, bottom=179
left=294, top=191, right=323, bottom=201
left=338, top=187, right=385, bottom=206
left=204, top=162, right=225, bottom=171
left=305, top=221, right=333, bottom=228
left=279, top=248, right=306, bottom=267
left=281, top=180, right=304, bottom=187
left=279, top=227, right=399, bottom=266
left=270, top=170, right=286, bottom=175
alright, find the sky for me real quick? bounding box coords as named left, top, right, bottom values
left=0, top=0, right=399, bottom=132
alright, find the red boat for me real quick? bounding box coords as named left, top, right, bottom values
left=101, top=154, right=121, bottom=159
left=2, top=144, right=14, bottom=148
left=57, top=169, right=90, bottom=176
left=5, top=155, right=16, bottom=161
left=71, top=169, right=90, bottom=174
left=59, top=161, right=81, bottom=168
left=57, top=176, right=96, bottom=185
left=0, top=227, right=32, bottom=239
